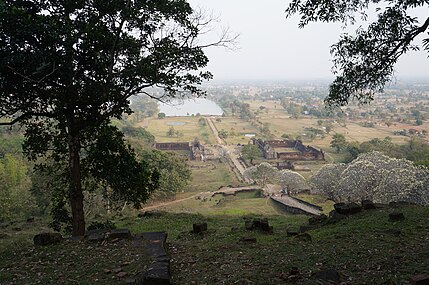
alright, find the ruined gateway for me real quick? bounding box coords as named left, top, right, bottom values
left=252, top=139, right=325, bottom=161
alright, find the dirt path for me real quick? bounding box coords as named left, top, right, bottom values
left=142, top=192, right=209, bottom=211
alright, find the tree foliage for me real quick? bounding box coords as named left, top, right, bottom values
left=140, top=150, right=191, bottom=200
left=241, top=144, right=261, bottom=164
left=286, top=0, right=429, bottom=106
left=309, top=163, right=347, bottom=201
left=244, top=162, right=278, bottom=187
left=310, top=152, right=429, bottom=205
left=0, top=0, right=230, bottom=235
left=0, top=154, right=35, bottom=221
left=277, top=169, right=307, bottom=194
left=330, top=133, right=347, bottom=153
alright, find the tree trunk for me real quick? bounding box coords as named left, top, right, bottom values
left=68, top=134, right=85, bottom=236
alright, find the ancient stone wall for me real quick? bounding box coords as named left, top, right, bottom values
left=253, top=139, right=324, bottom=161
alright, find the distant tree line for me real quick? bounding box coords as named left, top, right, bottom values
left=330, top=134, right=429, bottom=167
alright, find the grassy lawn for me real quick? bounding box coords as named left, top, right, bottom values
left=150, top=194, right=286, bottom=216
left=0, top=219, right=150, bottom=285
left=181, top=161, right=243, bottom=196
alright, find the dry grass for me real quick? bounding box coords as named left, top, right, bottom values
left=144, top=117, right=216, bottom=144
left=0, top=220, right=150, bottom=285
left=211, top=117, right=258, bottom=145
left=183, top=161, right=243, bottom=194
left=153, top=195, right=286, bottom=216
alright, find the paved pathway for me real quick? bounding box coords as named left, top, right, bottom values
left=206, top=117, right=251, bottom=182
left=142, top=192, right=210, bottom=211
left=205, top=117, right=224, bottom=145
left=271, top=196, right=322, bottom=216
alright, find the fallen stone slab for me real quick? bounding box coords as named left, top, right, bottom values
left=141, top=260, right=170, bottom=285
left=239, top=237, right=257, bottom=244
left=245, top=218, right=273, bottom=233
left=361, top=200, right=376, bottom=210
left=312, top=269, right=340, bottom=284
left=334, top=203, right=350, bottom=215
left=348, top=202, right=362, bottom=214
left=86, top=228, right=109, bottom=237
left=308, top=214, right=327, bottom=225
left=327, top=210, right=347, bottom=224
left=138, top=211, right=166, bottom=218
left=389, top=212, right=405, bottom=222
left=410, top=274, right=429, bottom=285
left=68, top=236, right=85, bottom=242
left=286, top=228, right=299, bottom=237
left=107, top=228, right=131, bottom=240
left=87, top=233, right=105, bottom=242
left=245, top=220, right=253, bottom=230
left=192, top=223, right=207, bottom=234
left=34, top=232, right=63, bottom=246
left=137, top=232, right=170, bottom=285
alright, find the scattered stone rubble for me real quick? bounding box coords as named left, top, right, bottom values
left=244, top=218, right=273, bottom=234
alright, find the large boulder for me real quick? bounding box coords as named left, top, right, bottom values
left=244, top=218, right=273, bottom=233
left=389, top=212, right=405, bottom=222
left=410, top=274, right=429, bottom=285
left=327, top=210, right=347, bottom=224
left=192, top=223, right=207, bottom=234
left=361, top=200, right=376, bottom=210
left=308, top=214, right=327, bottom=225
left=348, top=202, right=362, bottom=214
left=334, top=203, right=350, bottom=215
left=312, top=269, right=340, bottom=284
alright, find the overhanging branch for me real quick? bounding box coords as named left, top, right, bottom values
left=0, top=112, right=56, bottom=126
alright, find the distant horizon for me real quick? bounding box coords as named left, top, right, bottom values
left=201, top=76, right=429, bottom=86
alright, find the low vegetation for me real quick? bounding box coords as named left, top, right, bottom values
left=1, top=204, right=428, bottom=284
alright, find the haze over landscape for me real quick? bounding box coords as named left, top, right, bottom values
left=188, top=0, right=429, bottom=82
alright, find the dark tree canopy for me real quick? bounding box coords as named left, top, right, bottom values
left=286, top=0, right=429, bottom=106
left=0, top=0, right=229, bottom=235
left=241, top=144, right=261, bottom=164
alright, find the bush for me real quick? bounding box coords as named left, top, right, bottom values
left=87, top=220, right=117, bottom=231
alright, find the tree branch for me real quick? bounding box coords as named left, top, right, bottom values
left=6, top=63, right=57, bottom=84
left=387, top=16, right=429, bottom=61
left=0, top=112, right=56, bottom=126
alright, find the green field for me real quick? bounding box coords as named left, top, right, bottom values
left=182, top=161, right=243, bottom=195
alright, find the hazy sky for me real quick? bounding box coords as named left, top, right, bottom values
left=187, top=0, right=428, bottom=82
